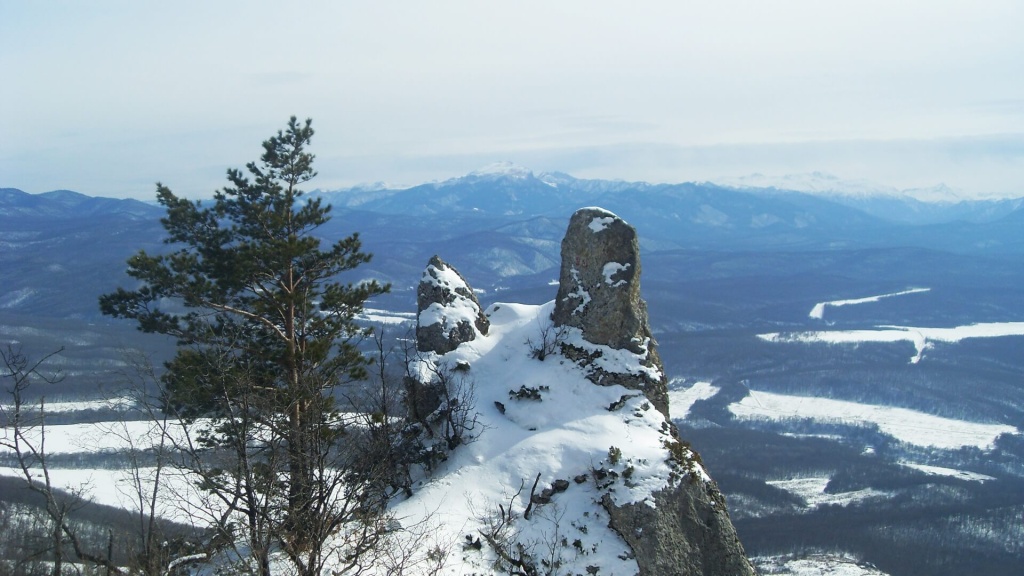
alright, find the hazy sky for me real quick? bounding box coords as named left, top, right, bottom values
left=3, top=1, right=1023, bottom=199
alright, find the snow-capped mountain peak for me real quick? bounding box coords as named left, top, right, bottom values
left=467, top=161, right=534, bottom=179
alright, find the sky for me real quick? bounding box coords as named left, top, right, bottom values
left=3, top=1, right=1023, bottom=200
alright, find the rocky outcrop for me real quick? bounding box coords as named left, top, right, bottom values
left=552, top=207, right=669, bottom=417
left=411, top=212, right=754, bottom=576
left=602, top=483, right=753, bottom=576
left=555, top=207, right=755, bottom=576
left=416, top=255, right=490, bottom=354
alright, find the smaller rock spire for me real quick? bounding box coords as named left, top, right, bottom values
left=416, top=255, right=490, bottom=354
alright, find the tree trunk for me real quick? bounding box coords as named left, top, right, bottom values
left=52, top=514, right=63, bottom=576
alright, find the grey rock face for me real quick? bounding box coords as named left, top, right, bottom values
left=602, top=483, right=755, bottom=576
left=552, top=207, right=669, bottom=417
left=554, top=207, right=755, bottom=576
left=416, top=255, right=490, bottom=354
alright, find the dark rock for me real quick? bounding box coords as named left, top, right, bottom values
left=404, top=375, right=444, bottom=424
left=416, top=255, right=490, bottom=354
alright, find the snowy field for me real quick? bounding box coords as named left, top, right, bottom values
left=760, top=321, right=1024, bottom=363
left=754, top=553, right=891, bottom=576
left=766, top=476, right=892, bottom=510
left=729, top=389, right=1017, bottom=450
left=809, top=288, right=931, bottom=320
left=667, top=380, right=719, bottom=419
left=356, top=307, right=416, bottom=325
left=899, top=462, right=995, bottom=483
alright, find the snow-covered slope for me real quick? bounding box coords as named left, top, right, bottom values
left=394, top=299, right=707, bottom=575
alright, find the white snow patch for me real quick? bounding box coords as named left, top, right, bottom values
left=564, top=267, right=592, bottom=315
left=668, top=381, right=720, bottom=420
left=560, top=326, right=664, bottom=383
left=358, top=308, right=416, bottom=325
left=809, top=288, right=931, bottom=320
left=900, top=462, right=996, bottom=482
left=730, top=390, right=1017, bottom=449
left=760, top=321, right=1024, bottom=363
left=418, top=263, right=484, bottom=333
left=588, top=216, right=615, bottom=232
left=386, top=299, right=700, bottom=574
left=753, top=553, right=891, bottom=576
left=767, top=476, right=892, bottom=509
left=602, top=262, right=630, bottom=287
left=0, top=395, right=135, bottom=414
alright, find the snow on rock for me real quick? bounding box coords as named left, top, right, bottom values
left=416, top=255, right=490, bottom=354
left=603, top=262, right=631, bottom=287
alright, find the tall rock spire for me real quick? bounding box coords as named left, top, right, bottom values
left=554, top=207, right=755, bottom=576
left=552, top=207, right=669, bottom=418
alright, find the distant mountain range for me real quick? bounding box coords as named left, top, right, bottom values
left=0, top=188, right=162, bottom=219
left=311, top=164, right=1024, bottom=255
left=2, top=167, right=1023, bottom=324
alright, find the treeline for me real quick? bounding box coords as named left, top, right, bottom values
left=735, top=499, right=1024, bottom=576
left=0, top=477, right=199, bottom=576
left=681, top=423, right=1024, bottom=576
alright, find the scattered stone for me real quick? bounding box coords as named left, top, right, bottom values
left=509, top=385, right=543, bottom=401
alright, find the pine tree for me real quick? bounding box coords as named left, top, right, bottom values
left=100, top=117, right=389, bottom=575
